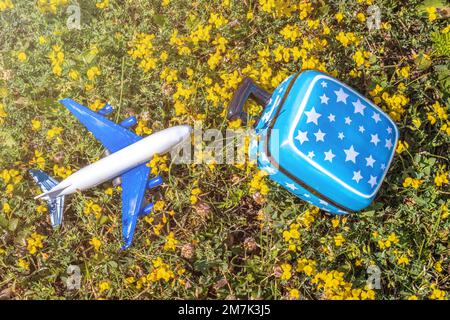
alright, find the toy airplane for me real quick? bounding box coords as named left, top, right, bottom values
left=228, top=70, right=399, bottom=214
left=30, top=98, right=191, bottom=249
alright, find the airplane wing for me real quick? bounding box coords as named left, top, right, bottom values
left=120, top=163, right=150, bottom=250
left=59, top=98, right=141, bottom=153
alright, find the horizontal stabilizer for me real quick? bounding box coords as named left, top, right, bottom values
left=29, top=169, right=66, bottom=226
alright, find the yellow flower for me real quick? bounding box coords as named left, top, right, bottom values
left=335, top=12, right=344, bottom=23
left=163, top=232, right=178, bottom=251
left=435, top=169, right=449, bottom=187
left=47, top=126, right=63, bottom=140
left=2, top=202, right=11, bottom=215
left=31, top=119, right=41, bottom=131
left=17, top=51, right=27, bottom=62
left=397, top=255, right=410, bottom=266
left=38, top=36, right=46, bottom=45
left=90, top=236, right=102, bottom=251
left=331, top=218, right=339, bottom=228
left=49, top=45, right=64, bottom=76
left=17, top=258, right=30, bottom=271
left=396, top=140, right=409, bottom=154
left=280, top=263, right=292, bottom=281
left=87, top=66, right=101, bottom=81
left=68, top=69, right=79, bottom=80
left=430, top=284, right=447, bottom=300
left=357, top=13, right=366, bottom=22
left=412, top=118, right=421, bottom=129
left=387, top=233, right=399, bottom=244
left=153, top=200, right=165, bottom=211
left=190, top=187, right=201, bottom=204
left=98, top=280, right=110, bottom=293
left=29, top=150, right=46, bottom=170
left=135, top=120, right=152, bottom=135
left=296, top=258, right=317, bottom=276
left=426, top=7, right=437, bottom=22
left=160, top=51, right=168, bottom=62
left=125, top=276, right=135, bottom=285
left=334, top=234, right=345, bottom=247
left=398, top=66, right=410, bottom=78
left=408, top=295, right=419, bottom=300
left=441, top=204, right=449, bottom=219
left=434, top=261, right=443, bottom=273
left=96, top=0, right=109, bottom=9
left=0, top=0, right=14, bottom=12
left=228, top=118, right=242, bottom=129
left=37, top=205, right=47, bottom=214
left=208, top=13, right=228, bottom=29
left=105, top=187, right=113, bottom=196
left=402, top=177, right=422, bottom=189
left=26, top=232, right=45, bottom=255
left=83, top=200, right=102, bottom=217
left=289, top=288, right=300, bottom=299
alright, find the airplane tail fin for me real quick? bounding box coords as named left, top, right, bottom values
left=29, top=169, right=66, bottom=227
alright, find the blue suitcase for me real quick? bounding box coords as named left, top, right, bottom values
left=228, top=70, right=399, bottom=214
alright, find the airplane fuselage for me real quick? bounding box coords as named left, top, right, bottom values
left=41, top=125, right=191, bottom=198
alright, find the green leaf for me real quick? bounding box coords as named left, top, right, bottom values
left=417, top=0, right=447, bottom=12
left=8, top=218, right=19, bottom=232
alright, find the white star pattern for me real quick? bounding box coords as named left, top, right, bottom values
left=314, top=129, right=326, bottom=142
left=328, top=113, right=336, bottom=122
left=370, top=134, right=380, bottom=146
left=372, top=112, right=381, bottom=123
left=352, top=171, right=363, bottom=183
left=324, top=149, right=336, bottom=162
left=345, top=117, right=352, bottom=125
left=320, top=94, right=330, bottom=105
left=259, top=152, right=270, bottom=164
left=353, top=99, right=366, bottom=115
left=335, top=88, right=349, bottom=104
left=365, top=155, right=376, bottom=167
left=368, top=175, right=378, bottom=188
left=261, top=166, right=277, bottom=175
left=319, top=200, right=329, bottom=206
left=385, top=138, right=393, bottom=150
left=286, top=182, right=298, bottom=191
left=344, top=145, right=359, bottom=163
left=295, top=130, right=309, bottom=145
left=305, top=107, right=321, bottom=125
left=303, top=193, right=311, bottom=198
left=288, top=81, right=397, bottom=196
left=261, top=111, right=272, bottom=123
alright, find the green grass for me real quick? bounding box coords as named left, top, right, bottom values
left=0, top=0, right=449, bottom=299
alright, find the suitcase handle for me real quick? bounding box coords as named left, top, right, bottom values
left=227, top=78, right=272, bottom=123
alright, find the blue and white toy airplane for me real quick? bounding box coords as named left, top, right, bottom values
left=30, top=98, right=191, bottom=249
left=228, top=70, right=399, bottom=214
